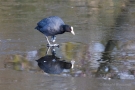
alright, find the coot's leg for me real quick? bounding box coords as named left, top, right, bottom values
left=45, top=36, right=51, bottom=45
left=45, top=46, right=56, bottom=55
left=51, top=36, right=56, bottom=42
left=45, top=36, right=59, bottom=47
left=46, top=47, right=50, bottom=55
left=51, top=48, right=56, bottom=56
left=50, top=36, right=59, bottom=47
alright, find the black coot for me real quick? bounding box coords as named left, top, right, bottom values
left=36, top=55, right=72, bottom=74
left=35, top=16, right=75, bottom=46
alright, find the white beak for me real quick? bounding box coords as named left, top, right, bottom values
left=71, top=26, right=75, bottom=35
left=71, top=60, right=75, bottom=69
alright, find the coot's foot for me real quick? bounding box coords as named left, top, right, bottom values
left=47, top=44, right=59, bottom=47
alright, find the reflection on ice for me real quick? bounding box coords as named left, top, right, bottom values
left=26, top=50, right=37, bottom=61
left=36, top=55, right=72, bottom=74
left=3, top=41, right=135, bottom=79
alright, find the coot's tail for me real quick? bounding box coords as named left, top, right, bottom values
left=35, top=26, right=39, bottom=30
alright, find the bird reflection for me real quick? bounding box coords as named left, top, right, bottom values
left=36, top=55, right=72, bottom=74
left=36, top=45, right=73, bottom=74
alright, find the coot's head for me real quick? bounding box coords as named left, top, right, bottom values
left=63, top=25, right=75, bottom=35
left=60, top=61, right=72, bottom=69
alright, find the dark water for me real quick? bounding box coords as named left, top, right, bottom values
left=0, top=0, right=135, bottom=90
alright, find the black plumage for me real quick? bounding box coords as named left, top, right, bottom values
left=36, top=55, right=72, bottom=74
left=35, top=16, right=75, bottom=46
left=35, top=16, right=65, bottom=36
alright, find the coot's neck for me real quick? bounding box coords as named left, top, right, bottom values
left=60, top=61, right=72, bottom=69
left=59, top=25, right=66, bottom=34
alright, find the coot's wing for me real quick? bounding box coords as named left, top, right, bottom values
left=47, top=16, right=65, bottom=35
left=36, top=16, right=65, bottom=36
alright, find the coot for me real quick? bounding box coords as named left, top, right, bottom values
left=36, top=55, right=72, bottom=74
left=35, top=16, right=75, bottom=47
